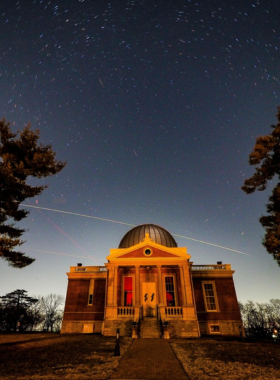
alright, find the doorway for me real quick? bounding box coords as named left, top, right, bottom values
left=142, top=282, right=156, bottom=317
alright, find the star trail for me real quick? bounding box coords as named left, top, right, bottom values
left=0, top=0, right=280, bottom=302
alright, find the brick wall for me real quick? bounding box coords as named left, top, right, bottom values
left=193, top=277, right=241, bottom=321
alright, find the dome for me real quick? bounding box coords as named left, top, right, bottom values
left=119, top=224, right=177, bottom=248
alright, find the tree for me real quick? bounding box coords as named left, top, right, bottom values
left=0, top=289, right=38, bottom=331
left=239, top=299, right=280, bottom=339
left=0, top=120, right=66, bottom=268
left=39, top=294, right=64, bottom=332
left=242, top=107, right=280, bottom=265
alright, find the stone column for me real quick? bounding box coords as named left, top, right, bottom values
left=157, top=265, right=165, bottom=321
left=182, top=265, right=195, bottom=306
left=179, top=265, right=187, bottom=307
left=135, top=265, right=140, bottom=306
left=157, top=265, right=164, bottom=305
left=104, top=264, right=117, bottom=320
left=113, top=265, right=119, bottom=307
left=181, top=264, right=197, bottom=321
left=106, top=265, right=115, bottom=306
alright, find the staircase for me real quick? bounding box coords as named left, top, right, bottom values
left=140, top=317, right=162, bottom=338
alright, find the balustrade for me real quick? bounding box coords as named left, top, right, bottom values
left=118, top=307, right=134, bottom=316
left=165, top=306, right=182, bottom=316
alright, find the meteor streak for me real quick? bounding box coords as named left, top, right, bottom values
left=33, top=206, right=92, bottom=258
left=172, top=234, right=249, bottom=256
left=30, top=248, right=96, bottom=260
left=21, top=204, right=135, bottom=226
left=20, top=204, right=250, bottom=256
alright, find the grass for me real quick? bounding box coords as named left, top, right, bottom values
left=2, top=334, right=280, bottom=379
left=171, top=338, right=280, bottom=379
left=0, top=333, right=132, bottom=380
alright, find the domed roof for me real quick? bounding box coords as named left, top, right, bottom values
left=119, top=224, right=177, bottom=248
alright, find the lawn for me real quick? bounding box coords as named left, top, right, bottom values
left=171, top=338, right=280, bottom=379
left=0, top=333, right=132, bottom=380
left=2, top=334, right=280, bottom=379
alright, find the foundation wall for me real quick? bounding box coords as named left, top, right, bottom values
left=61, top=320, right=103, bottom=334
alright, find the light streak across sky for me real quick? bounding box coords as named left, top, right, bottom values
left=20, top=204, right=250, bottom=256
left=29, top=248, right=98, bottom=260
left=29, top=204, right=93, bottom=258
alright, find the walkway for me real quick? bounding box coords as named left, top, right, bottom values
left=110, top=339, right=189, bottom=380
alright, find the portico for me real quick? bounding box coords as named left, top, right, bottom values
left=102, top=232, right=199, bottom=337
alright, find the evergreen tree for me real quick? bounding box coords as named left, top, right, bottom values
left=0, top=120, right=66, bottom=268
left=0, top=289, right=38, bottom=331
left=242, top=107, right=280, bottom=265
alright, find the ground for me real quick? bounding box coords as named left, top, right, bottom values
left=0, top=333, right=132, bottom=380
left=1, top=334, right=280, bottom=379
left=171, top=338, right=280, bottom=380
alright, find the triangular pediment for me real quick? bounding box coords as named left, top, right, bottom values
left=117, top=246, right=179, bottom=259
left=106, top=233, right=190, bottom=262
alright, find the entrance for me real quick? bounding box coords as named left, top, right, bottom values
left=142, top=282, right=156, bottom=317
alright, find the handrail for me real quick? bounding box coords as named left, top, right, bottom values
left=139, top=305, right=143, bottom=320
left=157, top=305, right=164, bottom=336
left=137, top=307, right=142, bottom=336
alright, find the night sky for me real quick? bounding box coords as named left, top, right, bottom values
left=1, top=0, right=280, bottom=303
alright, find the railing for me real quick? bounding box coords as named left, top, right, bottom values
left=165, top=307, right=182, bottom=316
left=139, top=305, right=143, bottom=320
left=157, top=305, right=160, bottom=321
left=118, top=307, right=134, bottom=316
left=157, top=305, right=164, bottom=336
left=138, top=307, right=142, bottom=337
left=74, top=266, right=107, bottom=272
left=192, top=264, right=227, bottom=270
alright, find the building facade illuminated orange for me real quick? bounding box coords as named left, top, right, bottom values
left=61, top=224, right=242, bottom=338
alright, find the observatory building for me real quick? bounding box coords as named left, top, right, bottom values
left=61, top=224, right=242, bottom=338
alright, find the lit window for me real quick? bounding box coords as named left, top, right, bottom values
left=210, top=325, right=220, bottom=333
left=165, top=276, right=175, bottom=306
left=124, top=277, right=133, bottom=306
left=202, top=282, right=218, bottom=311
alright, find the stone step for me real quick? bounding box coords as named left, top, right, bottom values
left=139, top=318, right=162, bottom=338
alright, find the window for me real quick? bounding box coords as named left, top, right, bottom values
left=124, top=277, right=133, bottom=306
left=210, top=325, right=220, bottom=333
left=202, top=282, right=218, bottom=311
left=165, top=276, right=175, bottom=306
left=143, top=247, right=153, bottom=256
left=88, top=294, right=93, bottom=305
left=88, top=279, right=94, bottom=305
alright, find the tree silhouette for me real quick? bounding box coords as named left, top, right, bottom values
left=242, top=107, right=280, bottom=265
left=0, top=120, right=66, bottom=268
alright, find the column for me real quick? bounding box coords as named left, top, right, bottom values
left=106, top=265, right=114, bottom=306
left=179, top=265, right=187, bottom=307
left=182, top=265, right=195, bottom=306
left=113, top=265, right=119, bottom=307
left=181, top=264, right=197, bottom=321
left=157, top=265, right=164, bottom=305
left=135, top=265, right=140, bottom=305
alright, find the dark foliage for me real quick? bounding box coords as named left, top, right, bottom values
left=0, top=290, right=64, bottom=332
left=0, top=120, right=66, bottom=268
left=242, top=107, right=280, bottom=265
left=0, top=289, right=38, bottom=332
left=239, top=299, right=280, bottom=339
